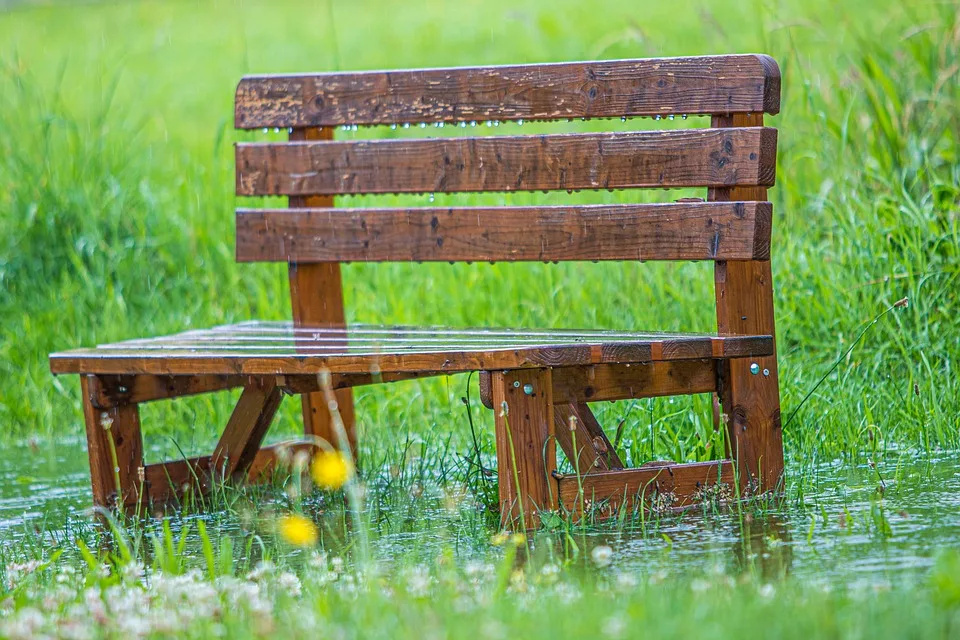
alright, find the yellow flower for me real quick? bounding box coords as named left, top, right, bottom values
left=311, top=451, right=353, bottom=490
left=510, top=533, right=526, bottom=546
left=278, top=514, right=319, bottom=547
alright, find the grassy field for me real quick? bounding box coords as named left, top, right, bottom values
left=0, top=0, right=959, bottom=637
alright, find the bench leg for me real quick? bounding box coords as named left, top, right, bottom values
left=491, top=368, right=558, bottom=529
left=80, top=375, right=145, bottom=509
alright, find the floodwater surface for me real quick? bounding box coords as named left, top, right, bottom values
left=0, top=437, right=957, bottom=587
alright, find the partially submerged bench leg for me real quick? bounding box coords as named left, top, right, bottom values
left=711, top=112, right=785, bottom=495
left=80, top=375, right=146, bottom=509
left=490, top=368, right=558, bottom=528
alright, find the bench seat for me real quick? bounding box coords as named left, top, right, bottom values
left=50, top=321, right=772, bottom=376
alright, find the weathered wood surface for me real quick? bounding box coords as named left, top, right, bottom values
left=554, top=402, right=623, bottom=473
left=556, top=459, right=735, bottom=514
left=236, top=128, right=777, bottom=196
left=88, top=373, right=247, bottom=408
left=236, top=201, right=772, bottom=263
left=287, top=127, right=358, bottom=454
left=50, top=323, right=774, bottom=376
left=480, top=360, right=718, bottom=408
left=210, top=379, right=284, bottom=480
left=81, top=376, right=145, bottom=507
left=235, top=55, right=780, bottom=129
left=144, top=442, right=318, bottom=505
left=711, top=113, right=784, bottom=494
left=492, top=368, right=557, bottom=528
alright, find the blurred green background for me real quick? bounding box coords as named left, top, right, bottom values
left=0, top=0, right=957, bottom=475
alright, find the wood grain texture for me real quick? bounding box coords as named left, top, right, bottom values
left=210, top=379, right=284, bottom=479
left=49, top=323, right=774, bottom=376
left=557, top=460, right=735, bottom=515
left=144, top=442, right=318, bottom=505
left=236, top=202, right=772, bottom=263
left=492, top=368, right=557, bottom=528
left=81, top=375, right=145, bottom=508
left=236, top=128, right=777, bottom=196
left=554, top=402, right=623, bottom=473
left=234, top=55, right=780, bottom=129
left=480, top=359, right=717, bottom=408
left=287, top=126, right=357, bottom=455
left=89, top=374, right=247, bottom=408
left=711, top=113, right=784, bottom=494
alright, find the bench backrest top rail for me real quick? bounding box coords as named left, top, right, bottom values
left=235, top=54, right=780, bottom=129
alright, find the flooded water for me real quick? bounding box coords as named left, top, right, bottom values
left=0, top=437, right=957, bottom=587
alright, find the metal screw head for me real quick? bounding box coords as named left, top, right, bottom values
left=749, top=363, right=760, bottom=375
left=762, top=368, right=770, bottom=377
left=513, top=380, right=521, bottom=388
left=118, top=385, right=128, bottom=394
left=523, top=384, right=534, bottom=395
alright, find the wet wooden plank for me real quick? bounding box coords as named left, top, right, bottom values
left=49, top=333, right=774, bottom=376
left=492, top=368, right=557, bottom=528
left=81, top=376, right=145, bottom=508
left=236, top=201, right=772, bottom=263
left=236, top=128, right=777, bottom=196
left=210, top=379, right=284, bottom=480
left=480, top=360, right=716, bottom=408
left=144, top=442, right=317, bottom=504
left=88, top=374, right=247, bottom=408
left=556, top=459, right=735, bottom=514
left=711, top=113, right=784, bottom=494
left=234, top=55, right=780, bottom=129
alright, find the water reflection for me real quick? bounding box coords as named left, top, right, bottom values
left=730, top=513, right=793, bottom=581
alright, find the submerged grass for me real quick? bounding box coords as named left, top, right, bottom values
left=0, top=0, right=959, bottom=636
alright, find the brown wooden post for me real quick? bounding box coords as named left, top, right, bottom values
left=709, top=112, right=784, bottom=494
left=491, top=368, right=558, bottom=528
left=80, top=375, right=146, bottom=508
left=288, top=126, right=357, bottom=456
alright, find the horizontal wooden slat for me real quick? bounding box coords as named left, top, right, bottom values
left=557, top=459, right=735, bottom=514
left=236, top=201, right=771, bottom=263
left=89, top=374, right=248, bottom=408
left=49, top=322, right=774, bottom=376
left=235, top=128, right=777, bottom=196
left=234, top=55, right=780, bottom=129
left=144, top=442, right=318, bottom=505
left=479, top=360, right=718, bottom=408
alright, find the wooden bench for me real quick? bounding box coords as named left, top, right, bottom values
left=50, top=54, right=784, bottom=526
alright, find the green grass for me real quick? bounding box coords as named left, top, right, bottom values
left=0, top=0, right=959, bottom=636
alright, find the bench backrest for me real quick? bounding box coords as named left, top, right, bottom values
left=233, top=55, right=780, bottom=327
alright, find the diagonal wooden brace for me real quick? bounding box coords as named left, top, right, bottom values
left=553, top=402, right=623, bottom=473
left=211, top=378, right=284, bottom=481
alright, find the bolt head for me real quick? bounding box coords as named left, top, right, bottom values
left=762, top=368, right=770, bottom=377
left=749, top=363, right=760, bottom=375
left=513, top=380, right=521, bottom=388
left=522, top=384, right=534, bottom=395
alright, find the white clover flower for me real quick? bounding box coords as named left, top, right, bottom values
left=590, top=545, right=614, bottom=568
left=602, top=614, right=627, bottom=638
left=615, top=572, right=639, bottom=590
left=758, top=583, right=776, bottom=598
left=278, top=572, right=302, bottom=597
left=246, top=560, right=275, bottom=582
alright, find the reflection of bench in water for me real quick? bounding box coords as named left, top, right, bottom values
left=50, top=54, right=784, bottom=527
